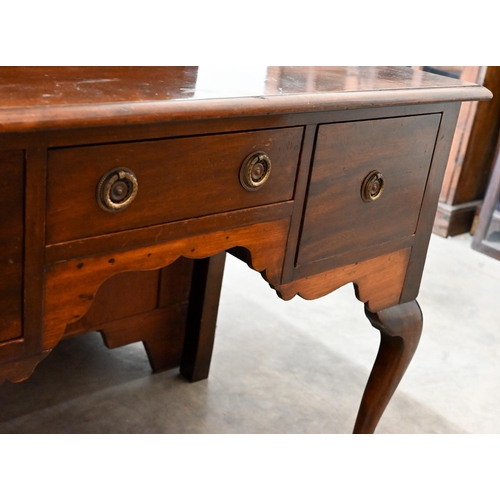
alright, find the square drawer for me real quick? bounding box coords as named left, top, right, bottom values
left=46, top=127, right=303, bottom=244
left=297, top=114, right=442, bottom=266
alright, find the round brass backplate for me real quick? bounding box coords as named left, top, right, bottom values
left=96, top=168, right=138, bottom=212
left=239, top=151, right=271, bottom=191
left=361, top=170, right=385, bottom=202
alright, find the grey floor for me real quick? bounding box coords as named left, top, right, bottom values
left=1, top=233, right=500, bottom=434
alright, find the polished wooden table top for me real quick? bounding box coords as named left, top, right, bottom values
left=0, top=66, right=490, bottom=131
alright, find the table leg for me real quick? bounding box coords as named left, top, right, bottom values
left=353, top=300, right=423, bottom=434
left=180, top=252, right=226, bottom=382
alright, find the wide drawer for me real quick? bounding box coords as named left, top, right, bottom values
left=297, top=114, right=442, bottom=266
left=46, top=127, right=303, bottom=244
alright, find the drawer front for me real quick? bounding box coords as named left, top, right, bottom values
left=297, top=114, right=442, bottom=266
left=0, top=150, right=24, bottom=342
left=47, top=127, right=303, bottom=244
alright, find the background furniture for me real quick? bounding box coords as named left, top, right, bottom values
left=417, top=67, right=500, bottom=237
left=0, top=67, right=490, bottom=433
left=472, top=132, right=500, bottom=259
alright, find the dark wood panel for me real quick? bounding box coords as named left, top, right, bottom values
left=45, top=201, right=294, bottom=264
left=293, top=235, right=415, bottom=281
left=297, top=114, right=441, bottom=266
left=281, top=124, right=317, bottom=283
left=22, top=147, right=48, bottom=355
left=0, top=150, right=24, bottom=342
left=47, top=127, right=302, bottom=244
left=64, top=270, right=161, bottom=336
left=158, top=257, right=194, bottom=309
left=401, top=102, right=461, bottom=303
left=64, top=258, right=195, bottom=337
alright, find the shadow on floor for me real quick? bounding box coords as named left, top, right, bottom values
left=0, top=326, right=465, bottom=434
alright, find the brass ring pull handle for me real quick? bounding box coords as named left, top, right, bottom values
left=97, top=168, right=138, bottom=212
left=361, top=170, right=385, bottom=202
left=239, top=151, right=272, bottom=191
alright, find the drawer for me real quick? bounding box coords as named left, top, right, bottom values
left=46, top=127, right=303, bottom=244
left=297, top=114, right=442, bottom=266
left=0, top=150, right=24, bottom=342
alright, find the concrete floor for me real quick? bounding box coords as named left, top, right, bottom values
left=1, top=233, right=500, bottom=434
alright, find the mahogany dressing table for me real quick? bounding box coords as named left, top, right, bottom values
left=0, top=67, right=491, bottom=433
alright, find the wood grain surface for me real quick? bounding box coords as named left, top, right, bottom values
left=0, top=67, right=491, bottom=132
left=0, top=150, right=24, bottom=342
left=43, top=219, right=290, bottom=351
left=47, top=127, right=302, bottom=243
left=297, top=114, right=441, bottom=265
left=276, top=248, right=411, bottom=312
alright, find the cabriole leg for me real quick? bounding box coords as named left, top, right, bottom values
left=353, top=300, right=423, bottom=434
